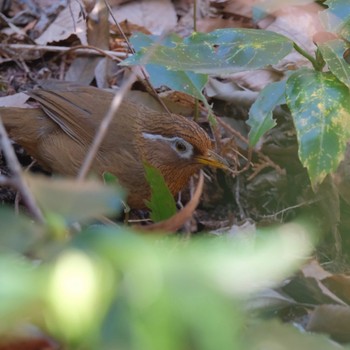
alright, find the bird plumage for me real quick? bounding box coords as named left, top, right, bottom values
left=0, top=82, right=221, bottom=208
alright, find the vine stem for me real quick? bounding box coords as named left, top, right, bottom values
left=293, top=42, right=320, bottom=71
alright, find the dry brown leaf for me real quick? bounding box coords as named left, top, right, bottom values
left=111, top=0, right=177, bottom=35
left=65, top=0, right=110, bottom=85
left=220, top=0, right=256, bottom=18
left=302, top=259, right=332, bottom=280
left=136, top=171, right=204, bottom=234
left=110, top=20, right=152, bottom=38
left=322, top=274, right=350, bottom=306
left=300, top=260, right=346, bottom=305
left=125, top=90, right=197, bottom=117
left=307, top=304, right=350, bottom=343
left=0, top=93, right=30, bottom=108
left=196, top=17, right=254, bottom=33
left=35, top=1, right=87, bottom=45
left=159, top=90, right=198, bottom=117
left=259, top=4, right=324, bottom=70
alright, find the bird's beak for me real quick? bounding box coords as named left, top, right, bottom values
left=196, top=150, right=230, bottom=170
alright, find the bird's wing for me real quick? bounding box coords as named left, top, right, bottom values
left=27, top=82, right=115, bottom=146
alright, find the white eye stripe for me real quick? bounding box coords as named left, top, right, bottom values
left=142, top=133, right=173, bottom=142
left=142, top=132, right=193, bottom=159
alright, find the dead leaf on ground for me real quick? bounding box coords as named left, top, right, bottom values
left=111, top=0, right=177, bottom=35
left=282, top=274, right=346, bottom=306
left=35, top=1, right=87, bottom=45
left=322, top=274, right=350, bottom=306
left=307, top=304, right=350, bottom=343
left=65, top=0, right=110, bottom=86
left=0, top=93, right=30, bottom=108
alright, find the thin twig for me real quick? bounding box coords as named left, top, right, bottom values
left=217, top=117, right=283, bottom=176
left=0, top=117, right=44, bottom=223
left=104, top=0, right=134, bottom=53
left=193, top=0, right=197, bottom=32
left=0, top=43, right=127, bottom=59
left=0, top=175, right=16, bottom=187
left=261, top=199, right=318, bottom=221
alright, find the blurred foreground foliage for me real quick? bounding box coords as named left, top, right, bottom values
left=0, top=174, right=342, bottom=350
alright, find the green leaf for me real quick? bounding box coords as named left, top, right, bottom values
left=318, top=39, right=350, bottom=87
left=102, top=171, right=118, bottom=184
left=0, top=254, right=43, bottom=321
left=286, top=68, right=350, bottom=186
left=144, top=163, right=177, bottom=222
left=125, top=29, right=293, bottom=74
left=245, top=320, right=341, bottom=350
left=247, top=80, right=286, bottom=147
left=320, top=0, right=350, bottom=41
left=128, top=33, right=208, bottom=101
left=0, top=207, right=44, bottom=253
left=26, top=174, right=124, bottom=224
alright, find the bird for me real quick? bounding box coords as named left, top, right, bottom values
left=0, top=81, right=229, bottom=209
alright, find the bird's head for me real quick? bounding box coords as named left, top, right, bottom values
left=137, top=112, right=229, bottom=194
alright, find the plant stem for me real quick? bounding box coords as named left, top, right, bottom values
left=193, top=0, right=197, bottom=32
left=293, top=42, right=320, bottom=70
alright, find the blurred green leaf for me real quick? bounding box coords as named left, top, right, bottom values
left=144, top=163, right=177, bottom=222
left=102, top=171, right=118, bottom=184
left=320, top=0, right=350, bottom=41
left=0, top=254, right=43, bottom=330
left=78, top=220, right=315, bottom=348
left=45, top=249, right=115, bottom=343
left=245, top=320, right=340, bottom=350
left=318, top=39, right=350, bottom=87
left=26, top=174, right=124, bottom=224
left=128, top=33, right=208, bottom=102
left=0, top=218, right=317, bottom=348
left=124, top=29, right=293, bottom=75
left=286, top=68, right=350, bottom=186
left=0, top=207, right=43, bottom=253
left=247, top=80, right=286, bottom=146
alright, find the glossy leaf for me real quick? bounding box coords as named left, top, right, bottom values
left=125, top=29, right=293, bottom=74
left=318, top=39, right=350, bottom=87
left=286, top=69, right=350, bottom=186
left=128, top=33, right=208, bottom=101
left=319, top=0, right=350, bottom=41
left=247, top=80, right=286, bottom=147
left=144, top=163, right=177, bottom=222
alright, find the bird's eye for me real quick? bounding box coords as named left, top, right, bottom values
left=175, top=140, right=187, bottom=153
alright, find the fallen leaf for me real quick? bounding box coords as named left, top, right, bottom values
left=307, top=304, right=350, bottom=343
left=0, top=93, right=30, bottom=108
left=35, top=1, right=87, bottom=45
left=322, top=274, right=350, bottom=306
left=111, top=0, right=177, bottom=35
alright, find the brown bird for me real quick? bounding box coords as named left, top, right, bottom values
left=0, top=82, right=229, bottom=208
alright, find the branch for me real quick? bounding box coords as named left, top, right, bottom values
left=0, top=117, right=44, bottom=223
